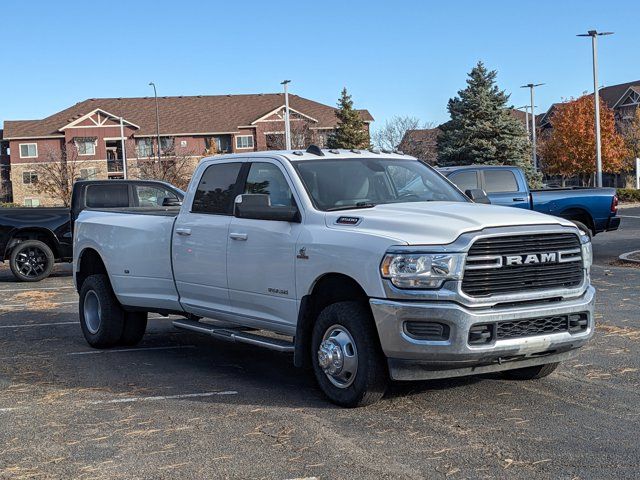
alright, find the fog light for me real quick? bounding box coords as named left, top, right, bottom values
left=404, top=321, right=450, bottom=341
left=469, top=324, right=493, bottom=345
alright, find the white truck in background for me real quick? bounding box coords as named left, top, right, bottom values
left=73, top=147, right=595, bottom=407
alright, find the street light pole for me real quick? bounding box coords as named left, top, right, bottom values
left=149, top=82, right=161, bottom=161
left=578, top=30, right=614, bottom=188
left=281, top=80, right=292, bottom=150
left=520, top=83, right=544, bottom=171
left=519, top=105, right=530, bottom=136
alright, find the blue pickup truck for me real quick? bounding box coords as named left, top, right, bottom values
left=438, top=165, right=620, bottom=237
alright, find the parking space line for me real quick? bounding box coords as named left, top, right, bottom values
left=0, top=300, right=78, bottom=309
left=619, top=215, right=640, bottom=219
left=88, top=391, right=238, bottom=405
left=68, top=345, right=196, bottom=356
left=0, top=321, right=79, bottom=329
left=0, top=286, right=76, bottom=293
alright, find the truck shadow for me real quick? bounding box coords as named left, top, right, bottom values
left=2, top=310, right=497, bottom=411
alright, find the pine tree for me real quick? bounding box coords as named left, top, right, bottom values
left=437, top=62, right=539, bottom=184
left=328, top=88, right=369, bottom=149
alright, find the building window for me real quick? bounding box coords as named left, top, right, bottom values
left=19, top=143, right=38, bottom=158
left=136, top=138, right=154, bottom=158
left=22, top=171, right=38, bottom=184
left=160, top=137, right=174, bottom=155
left=80, top=168, right=99, bottom=180
left=75, top=138, right=96, bottom=156
left=236, top=135, right=254, bottom=149
left=24, top=198, right=40, bottom=207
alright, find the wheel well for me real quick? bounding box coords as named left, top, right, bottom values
left=559, top=209, right=594, bottom=234
left=5, top=228, right=60, bottom=260
left=76, top=249, right=107, bottom=293
left=294, top=273, right=369, bottom=368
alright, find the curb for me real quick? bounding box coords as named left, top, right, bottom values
left=619, top=250, right=640, bottom=264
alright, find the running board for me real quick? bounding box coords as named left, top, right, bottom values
left=172, top=318, right=294, bottom=353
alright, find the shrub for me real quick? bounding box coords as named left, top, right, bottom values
left=617, top=188, right=640, bottom=203
left=0, top=202, right=19, bottom=208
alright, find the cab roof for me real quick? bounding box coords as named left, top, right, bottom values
left=204, top=146, right=416, bottom=163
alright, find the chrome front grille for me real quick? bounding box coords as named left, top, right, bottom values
left=462, top=233, right=583, bottom=297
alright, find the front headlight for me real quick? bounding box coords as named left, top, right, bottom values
left=380, top=253, right=465, bottom=289
left=580, top=237, right=592, bottom=271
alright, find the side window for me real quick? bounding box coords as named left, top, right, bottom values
left=484, top=170, right=519, bottom=193
left=135, top=185, right=179, bottom=207
left=86, top=184, right=129, bottom=208
left=192, top=162, right=242, bottom=214
left=448, top=171, right=478, bottom=192
left=244, top=162, right=295, bottom=207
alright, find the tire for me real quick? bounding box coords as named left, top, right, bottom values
left=9, top=240, right=55, bottom=282
left=571, top=221, right=592, bottom=240
left=311, top=301, right=389, bottom=407
left=502, top=362, right=559, bottom=380
left=79, top=274, right=125, bottom=348
left=119, top=311, right=148, bottom=346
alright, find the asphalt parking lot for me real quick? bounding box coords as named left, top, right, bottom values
left=1, top=214, right=639, bottom=479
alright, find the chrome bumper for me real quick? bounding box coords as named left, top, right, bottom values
left=370, top=286, right=595, bottom=381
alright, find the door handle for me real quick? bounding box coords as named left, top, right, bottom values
left=175, top=228, right=191, bottom=236
left=512, top=197, right=526, bottom=202
left=229, top=232, right=248, bottom=241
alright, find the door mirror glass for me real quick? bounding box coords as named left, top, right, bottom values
left=465, top=189, right=492, bottom=204
left=234, top=194, right=300, bottom=222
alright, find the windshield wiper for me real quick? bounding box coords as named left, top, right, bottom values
left=326, top=202, right=377, bottom=211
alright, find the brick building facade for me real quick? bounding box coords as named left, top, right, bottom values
left=1, top=94, right=373, bottom=206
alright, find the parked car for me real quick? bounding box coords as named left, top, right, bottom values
left=0, top=180, right=184, bottom=281
left=73, top=148, right=594, bottom=407
left=438, top=165, right=620, bottom=237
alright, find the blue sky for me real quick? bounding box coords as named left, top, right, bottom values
left=1, top=0, right=639, bottom=130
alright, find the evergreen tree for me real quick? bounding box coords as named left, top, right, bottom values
left=437, top=62, right=540, bottom=184
left=328, top=88, right=369, bottom=149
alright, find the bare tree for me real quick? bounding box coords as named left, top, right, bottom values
left=265, top=121, right=314, bottom=150
left=372, top=116, right=434, bottom=151
left=134, top=141, right=200, bottom=191
left=33, top=145, right=101, bottom=206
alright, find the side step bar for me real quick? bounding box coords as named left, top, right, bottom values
left=172, top=318, right=294, bottom=353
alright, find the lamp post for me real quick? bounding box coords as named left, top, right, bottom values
left=148, top=82, right=161, bottom=161
left=281, top=80, right=292, bottom=150
left=519, top=105, right=531, bottom=136
left=520, top=83, right=545, bottom=171
left=577, top=30, right=614, bottom=188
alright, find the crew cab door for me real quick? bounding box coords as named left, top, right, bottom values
left=481, top=168, right=530, bottom=209
left=172, top=161, right=244, bottom=316
left=226, top=160, right=302, bottom=332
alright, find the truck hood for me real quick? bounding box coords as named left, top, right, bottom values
left=325, top=201, right=572, bottom=246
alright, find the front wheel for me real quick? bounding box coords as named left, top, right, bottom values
left=9, top=240, right=54, bottom=282
left=502, top=362, right=559, bottom=380
left=311, top=301, right=389, bottom=407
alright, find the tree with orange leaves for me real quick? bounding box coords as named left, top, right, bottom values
left=540, top=95, right=628, bottom=184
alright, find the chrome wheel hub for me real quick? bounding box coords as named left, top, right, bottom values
left=317, top=325, right=358, bottom=388
left=84, top=290, right=102, bottom=334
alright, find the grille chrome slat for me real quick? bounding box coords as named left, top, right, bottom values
left=462, top=233, right=583, bottom=297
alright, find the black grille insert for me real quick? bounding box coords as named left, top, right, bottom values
left=462, top=233, right=583, bottom=297
left=468, top=313, right=589, bottom=344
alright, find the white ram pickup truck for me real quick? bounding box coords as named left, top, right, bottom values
left=73, top=147, right=595, bottom=407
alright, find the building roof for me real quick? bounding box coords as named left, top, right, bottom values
left=2, top=94, right=374, bottom=140
left=599, top=80, right=640, bottom=108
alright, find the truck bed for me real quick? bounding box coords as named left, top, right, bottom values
left=75, top=209, right=181, bottom=311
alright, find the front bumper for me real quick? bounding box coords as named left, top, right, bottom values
left=370, top=286, right=595, bottom=381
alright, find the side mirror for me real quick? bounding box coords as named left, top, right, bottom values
left=162, top=197, right=182, bottom=207
left=234, top=194, right=301, bottom=222
left=465, top=189, right=491, bottom=204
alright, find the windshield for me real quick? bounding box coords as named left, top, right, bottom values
left=292, top=158, right=468, bottom=211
